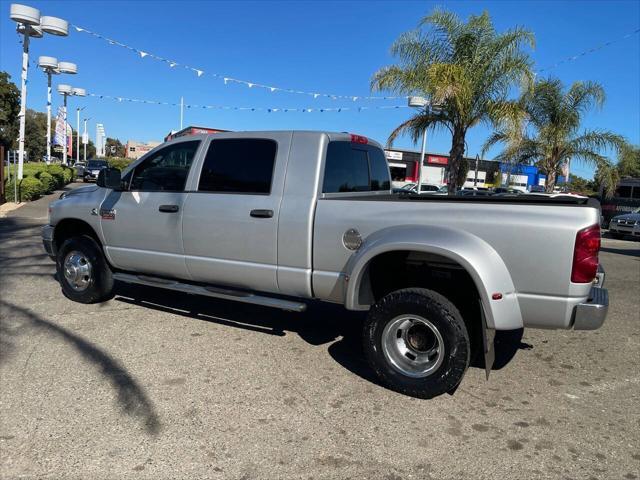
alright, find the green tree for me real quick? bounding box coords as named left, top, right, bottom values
left=594, top=160, right=621, bottom=199
left=24, top=109, right=48, bottom=162
left=85, top=139, right=97, bottom=160
left=371, top=9, right=534, bottom=193
left=616, top=143, right=640, bottom=178
left=485, top=78, right=625, bottom=192
left=105, top=137, right=125, bottom=158
left=0, top=71, right=20, bottom=151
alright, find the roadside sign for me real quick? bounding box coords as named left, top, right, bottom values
left=82, top=133, right=88, bottom=145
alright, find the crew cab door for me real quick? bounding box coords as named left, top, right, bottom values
left=181, top=133, right=291, bottom=294
left=99, top=139, right=201, bottom=279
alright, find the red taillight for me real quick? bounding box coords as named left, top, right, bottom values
left=350, top=134, right=368, bottom=144
left=571, top=224, right=600, bottom=283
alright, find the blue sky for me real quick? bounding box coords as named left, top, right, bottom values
left=1, top=0, right=638, bottom=178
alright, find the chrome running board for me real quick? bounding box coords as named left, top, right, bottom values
left=113, top=273, right=307, bottom=312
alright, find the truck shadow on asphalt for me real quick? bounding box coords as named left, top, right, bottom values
left=113, top=283, right=530, bottom=392
left=600, top=245, right=640, bottom=257
left=0, top=299, right=161, bottom=435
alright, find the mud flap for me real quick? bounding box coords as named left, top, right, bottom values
left=480, top=300, right=495, bottom=380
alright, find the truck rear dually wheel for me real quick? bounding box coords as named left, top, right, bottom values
left=363, top=288, right=470, bottom=399
left=56, top=235, right=114, bottom=304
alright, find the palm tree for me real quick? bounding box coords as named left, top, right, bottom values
left=371, top=9, right=534, bottom=193
left=594, top=160, right=620, bottom=199
left=484, top=78, right=626, bottom=192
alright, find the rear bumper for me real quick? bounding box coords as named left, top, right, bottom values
left=572, top=286, right=608, bottom=330
left=42, top=224, right=56, bottom=260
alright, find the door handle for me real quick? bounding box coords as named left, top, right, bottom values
left=159, top=205, right=179, bottom=213
left=250, top=209, right=274, bottom=218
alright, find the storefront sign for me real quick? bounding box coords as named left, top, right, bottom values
left=428, top=155, right=448, bottom=165
left=385, top=151, right=403, bottom=160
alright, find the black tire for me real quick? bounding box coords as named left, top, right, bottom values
left=83, top=178, right=88, bottom=183
left=610, top=232, right=625, bottom=239
left=363, top=288, right=470, bottom=399
left=56, top=235, right=114, bottom=303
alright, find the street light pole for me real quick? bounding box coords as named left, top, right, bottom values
left=72, top=88, right=86, bottom=166
left=17, top=31, right=31, bottom=178
left=57, top=85, right=71, bottom=165
left=417, top=126, right=427, bottom=194
left=408, top=96, right=430, bottom=194
left=76, top=106, right=85, bottom=164
left=83, top=117, right=90, bottom=161
left=10, top=4, right=69, bottom=176
left=40, top=58, right=76, bottom=164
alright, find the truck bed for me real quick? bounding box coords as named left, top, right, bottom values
left=328, top=193, right=598, bottom=207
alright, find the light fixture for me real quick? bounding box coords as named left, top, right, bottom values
left=408, top=96, right=428, bottom=108
left=56, top=61, right=77, bottom=74
left=39, top=15, right=68, bottom=36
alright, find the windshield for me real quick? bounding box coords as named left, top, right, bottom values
left=87, top=160, right=108, bottom=169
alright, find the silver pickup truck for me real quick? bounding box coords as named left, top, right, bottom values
left=42, top=131, right=608, bottom=399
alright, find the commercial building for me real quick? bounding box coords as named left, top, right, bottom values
left=125, top=140, right=162, bottom=159
left=385, top=147, right=566, bottom=191
left=384, top=148, right=502, bottom=189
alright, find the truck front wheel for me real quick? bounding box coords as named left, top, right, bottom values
left=56, top=235, right=114, bottom=304
left=363, top=288, right=470, bottom=399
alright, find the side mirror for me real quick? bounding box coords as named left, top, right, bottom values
left=97, top=167, right=122, bottom=190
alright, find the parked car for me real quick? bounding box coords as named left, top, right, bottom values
left=608, top=207, right=640, bottom=239
left=43, top=131, right=608, bottom=399
left=74, top=162, right=86, bottom=179
left=399, top=183, right=442, bottom=194
left=83, top=160, right=109, bottom=182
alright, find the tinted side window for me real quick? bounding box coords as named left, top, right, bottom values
left=368, top=146, right=391, bottom=191
left=615, top=186, right=632, bottom=198
left=129, top=141, right=199, bottom=191
left=323, top=142, right=370, bottom=193
left=198, top=139, right=277, bottom=194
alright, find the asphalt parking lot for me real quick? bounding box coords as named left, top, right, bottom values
left=1, top=186, right=639, bottom=480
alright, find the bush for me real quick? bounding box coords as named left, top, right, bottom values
left=108, top=158, right=133, bottom=171
left=20, top=176, right=44, bottom=200
left=4, top=176, right=44, bottom=202
left=47, top=165, right=66, bottom=188
left=36, top=171, right=56, bottom=193
left=61, top=165, right=74, bottom=183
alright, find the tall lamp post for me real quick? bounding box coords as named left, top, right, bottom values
left=74, top=100, right=86, bottom=164
left=408, top=96, right=430, bottom=194
left=38, top=57, right=76, bottom=163
left=57, top=84, right=72, bottom=165
left=10, top=4, right=69, bottom=178
left=83, top=117, right=91, bottom=161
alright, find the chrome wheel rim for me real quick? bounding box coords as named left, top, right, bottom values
left=381, top=315, right=444, bottom=378
left=63, top=250, right=93, bottom=292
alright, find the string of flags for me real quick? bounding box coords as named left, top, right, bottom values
left=71, top=24, right=406, bottom=101
left=536, top=27, right=640, bottom=74
left=87, top=92, right=412, bottom=113
left=72, top=22, right=640, bottom=97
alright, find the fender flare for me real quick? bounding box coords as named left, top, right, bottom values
left=344, top=225, right=523, bottom=330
